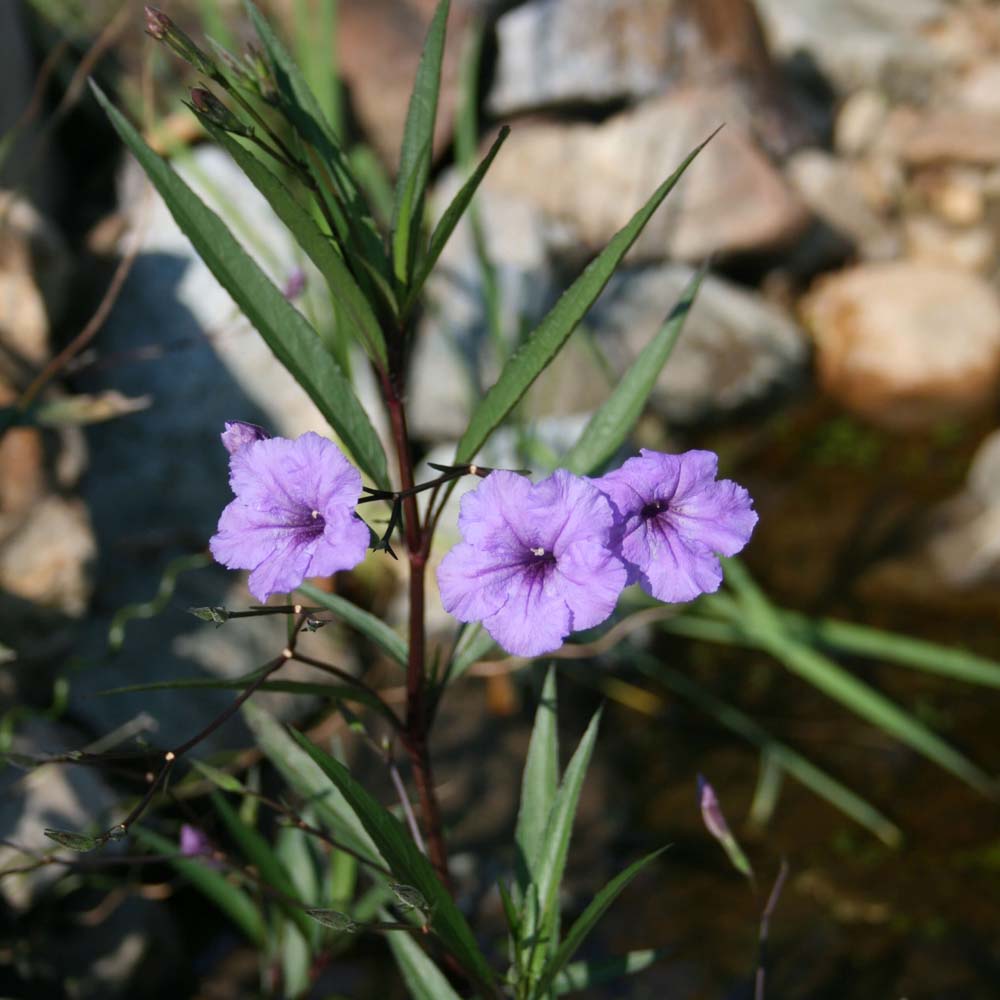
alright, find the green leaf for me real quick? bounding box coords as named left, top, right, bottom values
left=199, top=120, right=388, bottom=368
left=447, top=624, right=498, bottom=684
left=514, top=667, right=559, bottom=897
left=535, top=848, right=667, bottom=997
left=92, top=83, right=389, bottom=489
left=563, top=266, right=704, bottom=475
left=288, top=729, right=495, bottom=990
left=211, top=790, right=314, bottom=940
left=306, top=908, right=358, bottom=931
left=402, top=125, right=510, bottom=317
left=242, top=702, right=383, bottom=865
left=521, top=708, right=602, bottom=984
left=297, top=582, right=408, bottom=668
left=192, top=760, right=246, bottom=793
left=391, top=0, right=451, bottom=286
left=454, top=133, right=714, bottom=464
left=553, top=948, right=668, bottom=994
left=782, top=612, right=1000, bottom=690
left=132, top=826, right=267, bottom=945
left=722, top=558, right=998, bottom=798
left=43, top=829, right=100, bottom=853
left=243, top=0, right=387, bottom=275
left=633, top=653, right=902, bottom=846
left=386, top=924, right=463, bottom=1000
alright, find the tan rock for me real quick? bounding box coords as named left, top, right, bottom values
left=904, top=214, right=995, bottom=274
left=911, top=165, right=986, bottom=225
left=834, top=89, right=889, bottom=158
left=483, top=89, right=809, bottom=262
left=0, top=496, right=95, bottom=615
left=901, top=110, right=1000, bottom=165
left=802, top=262, right=1000, bottom=428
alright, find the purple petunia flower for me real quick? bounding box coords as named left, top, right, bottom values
left=179, top=823, right=212, bottom=858
left=221, top=420, right=270, bottom=455
left=436, top=469, right=627, bottom=657
left=210, top=431, right=369, bottom=602
left=593, top=449, right=757, bottom=603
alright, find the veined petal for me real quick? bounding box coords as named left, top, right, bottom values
left=483, top=583, right=570, bottom=658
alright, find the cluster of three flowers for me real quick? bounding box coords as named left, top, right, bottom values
left=210, top=423, right=757, bottom=657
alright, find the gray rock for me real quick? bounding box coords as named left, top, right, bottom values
left=755, top=0, right=948, bottom=95
left=0, top=719, right=118, bottom=909
left=482, top=90, right=810, bottom=262
left=590, top=264, right=808, bottom=423
left=489, top=0, right=683, bottom=114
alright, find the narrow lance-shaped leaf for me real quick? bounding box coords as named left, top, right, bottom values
left=212, top=790, right=316, bottom=940
left=243, top=0, right=389, bottom=278
left=92, top=84, right=389, bottom=488
left=455, top=132, right=716, bottom=464
left=392, top=0, right=451, bottom=286
left=563, top=265, right=705, bottom=475
left=198, top=119, right=388, bottom=368
left=402, top=125, right=511, bottom=318
left=514, top=667, right=559, bottom=897
left=722, top=558, right=998, bottom=798
left=535, top=848, right=667, bottom=997
left=554, top=949, right=669, bottom=995
left=288, top=729, right=495, bottom=989
left=386, top=919, right=464, bottom=1000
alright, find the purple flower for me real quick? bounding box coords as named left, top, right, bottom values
left=210, top=431, right=369, bottom=602
left=437, top=469, right=627, bottom=657
left=593, top=449, right=756, bottom=603
left=221, top=420, right=270, bottom=455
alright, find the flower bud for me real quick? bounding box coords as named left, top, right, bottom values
left=144, top=5, right=170, bottom=40
left=189, top=88, right=253, bottom=137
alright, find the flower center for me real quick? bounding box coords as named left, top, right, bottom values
left=641, top=499, right=669, bottom=520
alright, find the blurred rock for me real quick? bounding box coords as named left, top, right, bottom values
left=953, top=58, right=1000, bottom=115
left=483, top=89, right=809, bottom=262
left=0, top=719, right=118, bottom=910
left=590, top=264, right=808, bottom=423
left=903, top=214, right=995, bottom=274
left=755, top=0, right=948, bottom=95
left=834, top=89, right=889, bottom=158
left=901, top=110, right=1000, bottom=166
left=337, top=0, right=471, bottom=166
left=0, top=495, right=95, bottom=615
left=786, top=149, right=898, bottom=259
left=802, top=262, right=1000, bottom=428
left=910, top=165, right=986, bottom=226
left=410, top=169, right=561, bottom=441
left=489, top=0, right=685, bottom=113
left=924, top=429, right=1000, bottom=588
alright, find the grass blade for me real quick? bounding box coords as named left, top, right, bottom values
left=563, top=266, right=705, bottom=475
left=92, top=83, right=389, bottom=488
left=554, top=948, right=668, bottom=994
left=289, top=729, right=495, bottom=989
left=535, top=848, right=667, bottom=997
left=454, top=133, right=715, bottom=464
left=627, top=660, right=902, bottom=846
left=722, top=559, right=998, bottom=798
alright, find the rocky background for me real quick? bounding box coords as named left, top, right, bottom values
left=3, top=0, right=1000, bottom=997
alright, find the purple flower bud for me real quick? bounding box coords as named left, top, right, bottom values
left=283, top=268, right=307, bottom=300
left=221, top=420, right=270, bottom=456
left=189, top=87, right=253, bottom=137
left=144, top=6, right=170, bottom=40
left=698, top=775, right=732, bottom=842
left=179, top=823, right=212, bottom=858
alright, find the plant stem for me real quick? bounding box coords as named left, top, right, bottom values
left=382, top=371, right=452, bottom=890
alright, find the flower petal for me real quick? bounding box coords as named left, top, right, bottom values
left=483, top=583, right=570, bottom=658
